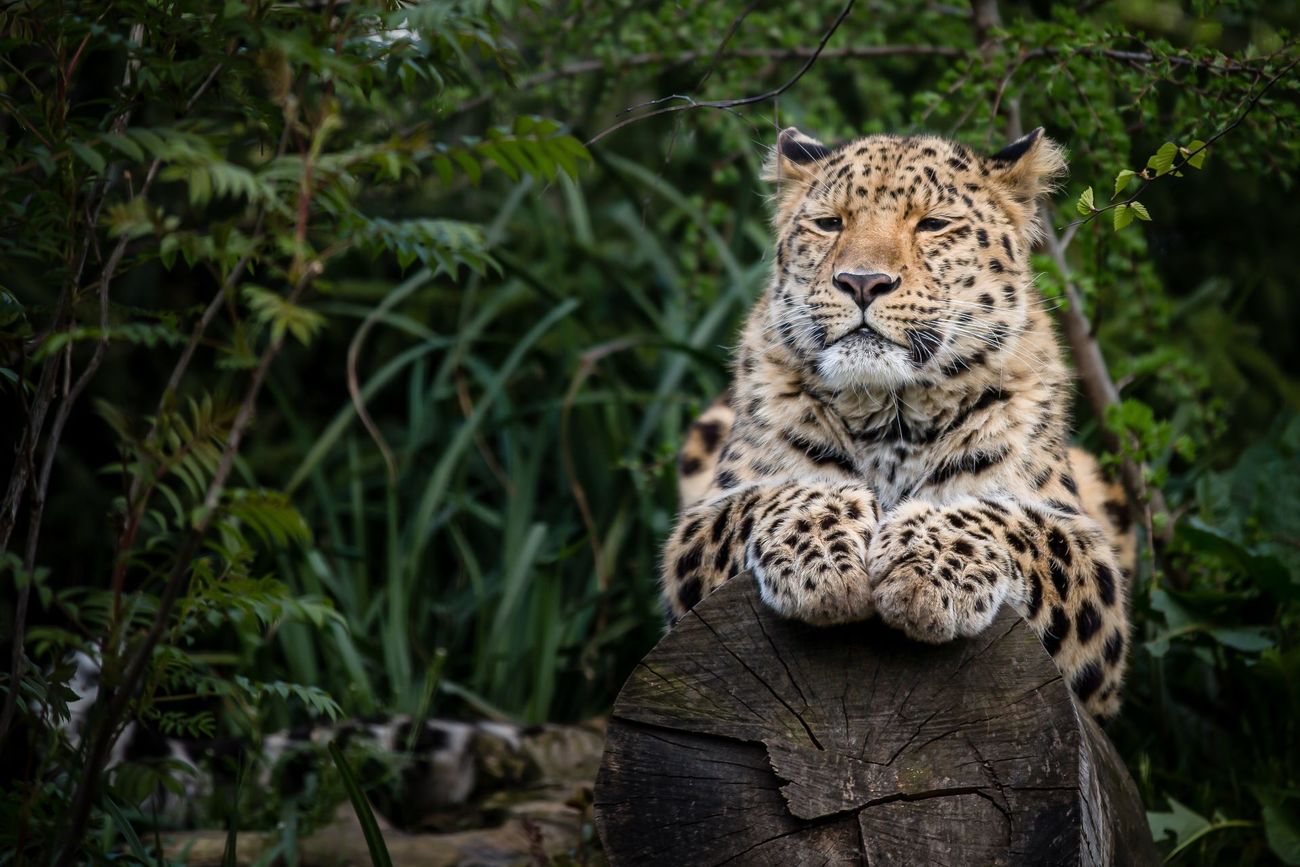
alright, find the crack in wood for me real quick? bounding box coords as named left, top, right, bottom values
left=694, top=606, right=826, bottom=751
left=594, top=577, right=1159, bottom=866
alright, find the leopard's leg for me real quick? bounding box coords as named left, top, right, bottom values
left=868, top=497, right=1129, bottom=719
left=662, top=481, right=880, bottom=626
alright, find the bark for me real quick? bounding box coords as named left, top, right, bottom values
left=595, top=576, right=1158, bottom=866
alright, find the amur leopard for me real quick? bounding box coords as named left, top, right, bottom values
left=663, top=126, right=1136, bottom=720
left=18, top=649, right=602, bottom=831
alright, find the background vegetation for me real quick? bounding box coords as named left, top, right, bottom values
left=1, top=0, right=1298, bottom=863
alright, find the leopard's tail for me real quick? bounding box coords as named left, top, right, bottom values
left=676, top=391, right=734, bottom=508
left=1066, top=446, right=1138, bottom=578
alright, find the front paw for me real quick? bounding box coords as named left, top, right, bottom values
left=868, top=509, right=1009, bottom=643
left=749, top=487, right=876, bottom=626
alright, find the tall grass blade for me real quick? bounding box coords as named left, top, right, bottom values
left=329, top=741, right=394, bottom=867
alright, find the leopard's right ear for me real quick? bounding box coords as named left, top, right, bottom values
left=764, top=127, right=831, bottom=224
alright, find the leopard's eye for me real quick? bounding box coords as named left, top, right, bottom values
left=814, top=216, right=843, bottom=232
left=917, top=217, right=951, bottom=232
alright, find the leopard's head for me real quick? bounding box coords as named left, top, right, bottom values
left=763, top=127, right=1066, bottom=390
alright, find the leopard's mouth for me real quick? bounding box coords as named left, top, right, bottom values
left=831, top=324, right=907, bottom=351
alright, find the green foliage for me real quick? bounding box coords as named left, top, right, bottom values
left=1, top=0, right=1298, bottom=864
left=0, top=0, right=586, bottom=861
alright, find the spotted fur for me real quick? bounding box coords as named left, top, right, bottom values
left=663, top=127, right=1136, bottom=719
left=48, top=650, right=598, bottom=828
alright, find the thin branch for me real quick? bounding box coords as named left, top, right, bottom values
left=695, top=0, right=765, bottom=90
left=1063, top=52, right=1299, bottom=230
left=560, top=337, right=643, bottom=602
left=0, top=207, right=133, bottom=743
left=1023, top=45, right=1286, bottom=76
left=451, top=36, right=1276, bottom=121
left=345, top=269, right=433, bottom=484
left=0, top=25, right=156, bottom=746
left=454, top=42, right=960, bottom=116
left=970, top=0, right=1001, bottom=44
left=586, top=0, right=858, bottom=146
left=113, top=121, right=291, bottom=602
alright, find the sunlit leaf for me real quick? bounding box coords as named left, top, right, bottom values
left=1147, top=142, right=1178, bottom=176
left=1113, top=169, right=1137, bottom=196
left=1076, top=186, right=1095, bottom=215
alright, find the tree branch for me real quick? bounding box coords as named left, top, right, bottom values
left=1063, top=52, right=1299, bottom=230
left=454, top=41, right=960, bottom=116
left=1039, top=210, right=1170, bottom=541
left=586, top=0, right=858, bottom=146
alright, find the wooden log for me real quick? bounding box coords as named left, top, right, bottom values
left=594, top=575, right=1158, bottom=866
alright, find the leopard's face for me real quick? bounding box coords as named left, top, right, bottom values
left=766, top=130, right=1062, bottom=390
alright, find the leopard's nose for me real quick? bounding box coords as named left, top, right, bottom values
left=833, top=272, right=900, bottom=310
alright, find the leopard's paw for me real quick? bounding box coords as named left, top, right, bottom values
left=867, top=504, right=1012, bottom=643
left=748, top=485, right=877, bottom=626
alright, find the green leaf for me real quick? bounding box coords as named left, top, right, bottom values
left=1263, top=801, right=1300, bottom=865
left=70, top=142, right=106, bottom=174
left=1076, top=186, right=1095, bottom=216
left=101, top=133, right=144, bottom=162
left=1147, top=142, right=1178, bottom=176
left=1207, top=626, right=1274, bottom=653
left=1113, top=203, right=1134, bottom=230
left=0, top=289, right=24, bottom=327
left=1150, top=797, right=1210, bottom=847
left=451, top=150, right=482, bottom=185
left=242, top=286, right=325, bottom=346
left=329, top=742, right=393, bottom=867
left=1183, top=139, right=1208, bottom=169
left=102, top=796, right=151, bottom=862
left=1113, top=169, right=1137, bottom=197
left=1130, top=201, right=1151, bottom=221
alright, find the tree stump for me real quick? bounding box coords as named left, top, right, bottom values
left=594, top=576, right=1158, bottom=866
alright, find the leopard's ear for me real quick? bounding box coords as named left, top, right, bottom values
left=985, top=127, right=1067, bottom=238
left=764, top=127, right=832, bottom=225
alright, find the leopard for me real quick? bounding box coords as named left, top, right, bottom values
left=661, top=126, right=1137, bottom=720
left=10, top=648, right=603, bottom=832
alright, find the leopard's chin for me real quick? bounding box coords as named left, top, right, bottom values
left=817, top=332, right=916, bottom=390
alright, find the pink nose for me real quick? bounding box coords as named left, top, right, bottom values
left=833, top=272, right=899, bottom=310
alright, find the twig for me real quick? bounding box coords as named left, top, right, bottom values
left=970, top=0, right=1001, bottom=43
left=586, top=0, right=857, bottom=146
left=0, top=198, right=137, bottom=744
left=455, top=367, right=514, bottom=494
left=1063, top=52, right=1299, bottom=230
left=454, top=42, right=960, bottom=116
left=1023, top=45, right=1284, bottom=76
left=695, top=0, right=765, bottom=90
left=560, top=338, right=643, bottom=604
left=0, top=25, right=156, bottom=747
left=113, top=120, right=290, bottom=608
left=345, top=268, right=433, bottom=484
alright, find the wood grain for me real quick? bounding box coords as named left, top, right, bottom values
left=595, top=574, right=1158, bottom=866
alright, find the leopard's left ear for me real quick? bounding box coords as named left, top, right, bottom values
left=985, top=127, right=1067, bottom=232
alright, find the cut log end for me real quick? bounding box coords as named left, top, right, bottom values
left=594, top=575, right=1158, bottom=866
